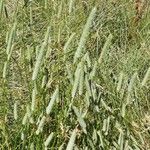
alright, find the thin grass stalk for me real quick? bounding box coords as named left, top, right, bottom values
left=7, top=44, right=14, bottom=61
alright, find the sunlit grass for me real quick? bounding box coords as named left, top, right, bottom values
left=0, top=0, right=150, bottom=149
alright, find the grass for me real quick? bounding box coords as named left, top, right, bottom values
left=0, top=0, right=150, bottom=149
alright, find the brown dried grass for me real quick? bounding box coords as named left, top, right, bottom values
left=4, top=0, right=23, bottom=18
left=134, top=0, right=145, bottom=24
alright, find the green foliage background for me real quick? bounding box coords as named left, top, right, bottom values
left=0, top=0, right=150, bottom=149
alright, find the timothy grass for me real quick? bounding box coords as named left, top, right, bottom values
left=0, top=0, right=150, bottom=149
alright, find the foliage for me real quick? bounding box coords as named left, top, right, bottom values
left=0, top=0, right=150, bottom=149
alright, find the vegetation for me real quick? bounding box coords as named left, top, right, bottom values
left=0, top=0, right=150, bottom=149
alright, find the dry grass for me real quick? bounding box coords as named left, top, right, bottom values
left=4, top=0, right=23, bottom=18
left=134, top=0, right=147, bottom=24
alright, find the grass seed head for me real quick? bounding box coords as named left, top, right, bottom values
left=141, top=67, right=150, bottom=86
left=74, top=7, right=97, bottom=63
left=66, top=129, right=77, bottom=150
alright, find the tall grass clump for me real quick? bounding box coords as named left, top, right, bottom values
left=0, top=0, right=150, bottom=149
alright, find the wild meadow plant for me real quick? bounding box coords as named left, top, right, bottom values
left=0, top=0, right=150, bottom=149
